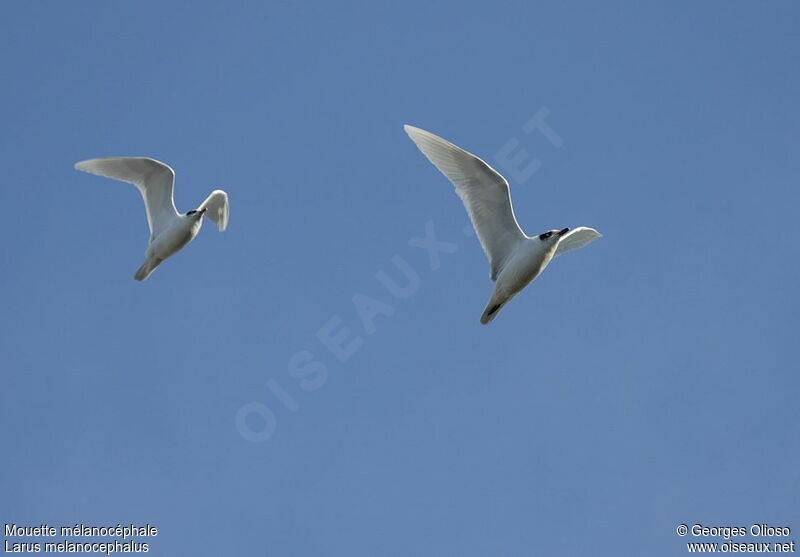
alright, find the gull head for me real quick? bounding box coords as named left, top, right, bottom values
left=185, top=208, right=207, bottom=219
left=538, top=228, right=570, bottom=243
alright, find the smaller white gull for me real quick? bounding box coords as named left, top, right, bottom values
left=404, top=125, right=601, bottom=324
left=74, top=157, right=229, bottom=281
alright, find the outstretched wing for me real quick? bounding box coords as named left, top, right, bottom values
left=197, top=190, right=229, bottom=231
left=74, top=157, right=178, bottom=236
left=404, top=125, right=526, bottom=280
left=554, top=227, right=602, bottom=256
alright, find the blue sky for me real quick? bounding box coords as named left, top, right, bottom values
left=1, top=1, right=798, bottom=555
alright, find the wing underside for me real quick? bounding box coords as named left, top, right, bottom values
left=74, top=157, right=177, bottom=236
left=404, top=125, right=526, bottom=280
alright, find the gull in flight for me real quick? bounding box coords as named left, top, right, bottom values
left=74, top=157, right=229, bottom=281
left=404, top=125, right=601, bottom=324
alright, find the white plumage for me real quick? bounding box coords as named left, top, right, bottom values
left=404, top=125, right=601, bottom=324
left=74, top=157, right=229, bottom=281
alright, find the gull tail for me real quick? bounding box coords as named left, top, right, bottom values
left=480, top=294, right=509, bottom=325
left=134, top=257, right=163, bottom=281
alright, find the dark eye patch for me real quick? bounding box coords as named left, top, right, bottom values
left=539, top=231, right=552, bottom=241
left=187, top=210, right=197, bottom=215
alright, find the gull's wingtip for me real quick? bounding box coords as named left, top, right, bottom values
left=580, top=226, right=603, bottom=238
left=74, top=158, right=101, bottom=173
left=585, top=228, right=603, bottom=243
left=217, top=211, right=229, bottom=232
left=205, top=189, right=230, bottom=232
left=405, top=124, right=432, bottom=138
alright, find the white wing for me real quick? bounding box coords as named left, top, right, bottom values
left=554, top=227, right=602, bottom=256
left=74, top=157, right=178, bottom=236
left=198, top=190, right=229, bottom=231
left=404, top=125, right=526, bottom=280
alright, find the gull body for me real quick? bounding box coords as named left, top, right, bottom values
left=139, top=208, right=206, bottom=280
left=404, top=125, right=601, bottom=324
left=74, top=157, right=229, bottom=281
left=480, top=226, right=569, bottom=324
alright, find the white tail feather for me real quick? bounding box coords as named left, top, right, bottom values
left=134, top=258, right=162, bottom=281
